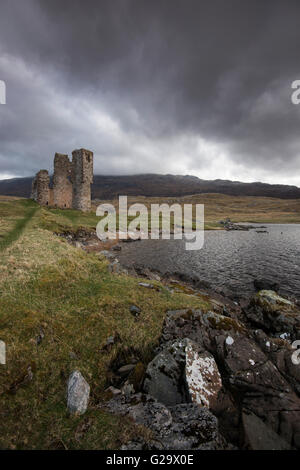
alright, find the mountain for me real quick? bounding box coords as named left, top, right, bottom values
left=1, top=174, right=300, bottom=200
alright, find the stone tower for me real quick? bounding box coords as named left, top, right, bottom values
left=71, top=148, right=94, bottom=212
left=32, top=148, right=93, bottom=212
left=31, top=170, right=51, bottom=206
left=53, top=153, right=72, bottom=209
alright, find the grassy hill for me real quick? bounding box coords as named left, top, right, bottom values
left=1, top=173, right=300, bottom=199
left=0, top=198, right=209, bottom=449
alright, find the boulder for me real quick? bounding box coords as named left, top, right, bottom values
left=166, top=403, right=219, bottom=449
left=215, top=334, right=300, bottom=448
left=106, top=393, right=224, bottom=450
left=161, top=309, right=246, bottom=355
left=253, top=329, right=300, bottom=395
left=143, top=339, right=187, bottom=406
left=255, top=290, right=293, bottom=307
left=202, top=310, right=246, bottom=334
left=103, top=304, right=300, bottom=449
left=67, top=370, right=90, bottom=415
left=242, top=411, right=291, bottom=450
left=144, top=338, right=222, bottom=409
left=245, top=290, right=300, bottom=339
left=185, top=342, right=222, bottom=408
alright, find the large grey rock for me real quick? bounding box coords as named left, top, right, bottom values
left=160, top=308, right=300, bottom=448
left=106, top=393, right=224, bottom=450
left=103, top=305, right=300, bottom=449
left=245, top=290, right=300, bottom=339
left=143, top=338, right=222, bottom=409
left=253, top=329, right=300, bottom=395
left=185, top=342, right=222, bottom=408
left=67, top=370, right=90, bottom=415
left=143, top=339, right=187, bottom=406
left=169, top=403, right=219, bottom=447
left=161, top=308, right=246, bottom=354
left=242, top=412, right=291, bottom=450
left=215, top=334, right=300, bottom=448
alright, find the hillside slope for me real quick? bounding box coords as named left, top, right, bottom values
left=1, top=174, right=300, bottom=199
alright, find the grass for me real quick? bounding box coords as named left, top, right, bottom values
left=0, top=192, right=299, bottom=449
left=0, top=199, right=39, bottom=252
left=0, top=198, right=209, bottom=450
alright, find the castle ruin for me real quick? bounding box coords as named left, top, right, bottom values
left=31, top=148, right=93, bottom=212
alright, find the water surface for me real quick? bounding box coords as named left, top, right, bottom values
left=118, top=224, right=300, bottom=300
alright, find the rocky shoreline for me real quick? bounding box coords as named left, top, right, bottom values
left=218, top=218, right=267, bottom=231
left=102, top=246, right=300, bottom=450
left=59, top=228, right=300, bottom=449
left=100, top=287, right=300, bottom=450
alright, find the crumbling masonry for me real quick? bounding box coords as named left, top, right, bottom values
left=31, top=148, right=93, bottom=212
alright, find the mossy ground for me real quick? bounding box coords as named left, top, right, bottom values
left=0, top=199, right=209, bottom=449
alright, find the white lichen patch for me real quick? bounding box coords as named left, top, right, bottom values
left=185, top=340, right=222, bottom=408
left=249, top=359, right=255, bottom=366
left=226, top=336, right=234, bottom=345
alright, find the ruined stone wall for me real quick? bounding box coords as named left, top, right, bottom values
left=32, top=148, right=93, bottom=211
left=53, top=153, right=72, bottom=208
left=48, top=188, right=54, bottom=206
left=34, top=170, right=50, bottom=206
left=71, top=148, right=93, bottom=212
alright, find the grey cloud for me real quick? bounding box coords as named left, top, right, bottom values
left=0, top=0, right=300, bottom=184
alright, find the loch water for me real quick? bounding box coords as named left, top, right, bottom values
left=118, top=224, right=300, bottom=300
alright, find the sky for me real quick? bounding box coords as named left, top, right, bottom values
left=0, top=0, right=300, bottom=186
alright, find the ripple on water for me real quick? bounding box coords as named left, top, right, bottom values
left=118, top=224, right=300, bottom=300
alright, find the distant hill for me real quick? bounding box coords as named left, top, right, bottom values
left=1, top=174, right=300, bottom=200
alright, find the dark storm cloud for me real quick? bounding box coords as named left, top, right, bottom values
left=0, top=0, right=300, bottom=184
